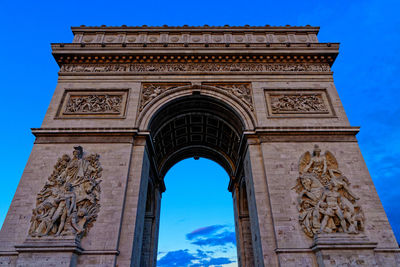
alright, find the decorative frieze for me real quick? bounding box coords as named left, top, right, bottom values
left=65, top=94, right=122, bottom=114
left=203, top=82, right=253, bottom=110
left=292, top=145, right=364, bottom=238
left=140, top=83, right=190, bottom=111
left=57, top=90, right=128, bottom=118
left=265, top=90, right=334, bottom=117
left=60, top=63, right=331, bottom=74
left=28, top=146, right=102, bottom=241
left=271, top=94, right=327, bottom=113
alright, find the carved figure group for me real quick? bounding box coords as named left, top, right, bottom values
left=60, top=63, right=330, bottom=73
left=292, top=145, right=364, bottom=237
left=29, top=146, right=102, bottom=240
left=140, top=84, right=169, bottom=111
left=271, top=94, right=327, bottom=113
left=65, top=95, right=122, bottom=114
left=214, top=84, right=254, bottom=110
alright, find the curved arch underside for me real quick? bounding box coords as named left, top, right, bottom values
left=149, top=95, right=245, bottom=178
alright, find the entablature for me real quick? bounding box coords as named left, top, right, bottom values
left=52, top=25, right=339, bottom=67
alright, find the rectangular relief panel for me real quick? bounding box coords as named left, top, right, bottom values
left=56, top=89, right=129, bottom=119
left=264, top=89, right=335, bottom=118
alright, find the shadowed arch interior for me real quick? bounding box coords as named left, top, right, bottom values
left=148, top=94, right=245, bottom=178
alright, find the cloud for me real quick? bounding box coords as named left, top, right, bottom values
left=191, top=256, right=234, bottom=267
left=158, top=225, right=238, bottom=266
left=186, top=224, right=237, bottom=248
left=157, top=249, right=235, bottom=267
left=157, top=249, right=197, bottom=267
left=186, top=224, right=226, bottom=240
left=191, top=230, right=236, bottom=247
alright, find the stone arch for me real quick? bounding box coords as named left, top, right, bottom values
left=135, top=91, right=261, bottom=266
left=147, top=93, right=245, bottom=178
left=137, top=84, right=256, bottom=132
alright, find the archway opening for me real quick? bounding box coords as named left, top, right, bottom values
left=157, top=158, right=237, bottom=266
left=138, top=93, right=256, bottom=267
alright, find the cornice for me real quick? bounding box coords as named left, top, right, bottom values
left=71, top=25, right=320, bottom=34
left=253, top=126, right=360, bottom=133
left=249, top=126, right=360, bottom=142
left=32, top=127, right=139, bottom=136
left=52, top=43, right=339, bottom=66
left=31, top=126, right=359, bottom=135
left=31, top=127, right=359, bottom=143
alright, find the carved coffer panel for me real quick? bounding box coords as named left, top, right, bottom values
left=56, top=89, right=129, bottom=119
left=264, top=89, right=335, bottom=118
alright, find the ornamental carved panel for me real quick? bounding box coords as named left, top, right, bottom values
left=29, top=146, right=102, bottom=241
left=202, top=82, right=253, bottom=111
left=139, top=83, right=191, bottom=111
left=57, top=90, right=128, bottom=118
left=292, top=145, right=364, bottom=238
left=265, top=89, right=334, bottom=117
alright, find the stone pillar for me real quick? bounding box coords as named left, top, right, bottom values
left=243, top=137, right=279, bottom=266
left=234, top=179, right=255, bottom=267
left=116, top=136, right=150, bottom=267
left=140, top=181, right=161, bottom=267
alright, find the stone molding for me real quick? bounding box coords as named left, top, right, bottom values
left=15, top=238, right=83, bottom=254
left=31, top=126, right=359, bottom=134
left=30, top=127, right=360, bottom=143
left=311, top=234, right=377, bottom=251
left=32, top=128, right=139, bottom=144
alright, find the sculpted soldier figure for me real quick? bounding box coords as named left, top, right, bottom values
left=293, top=145, right=365, bottom=237
left=54, top=183, right=77, bottom=236
left=28, top=146, right=102, bottom=239
left=318, top=182, right=347, bottom=233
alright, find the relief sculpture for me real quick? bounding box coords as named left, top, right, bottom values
left=60, top=62, right=331, bottom=73
left=292, top=145, right=364, bottom=238
left=65, top=94, right=122, bottom=114
left=209, top=83, right=254, bottom=110
left=140, top=83, right=189, bottom=111
left=28, top=146, right=102, bottom=240
left=270, top=94, right=327, bottom=113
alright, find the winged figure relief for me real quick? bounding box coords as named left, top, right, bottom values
left=28, top=146, right=102, bottom=240
left=293, top=145, right=364, bottom=237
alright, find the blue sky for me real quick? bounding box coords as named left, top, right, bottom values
left=158, top=159, right=237, bottom=266
left=1, top=0, right=399, bottom=266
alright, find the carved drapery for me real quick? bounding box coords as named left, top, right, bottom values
left=60, top=62, right=331, bottom=73
left=292, top=145, right=364, bottom=238
left=28, top=146, right=102, bottom=240
left=65, top=94, right=122, bottom=114
left=270, top=94, right=327, bottom=113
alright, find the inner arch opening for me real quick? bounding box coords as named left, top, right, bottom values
left=157, top=158, right=238, bottom=266
left=148, top=94, right=245, bottom=179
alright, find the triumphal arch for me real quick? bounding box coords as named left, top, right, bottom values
left=0, top=25, right=399, bottom=266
